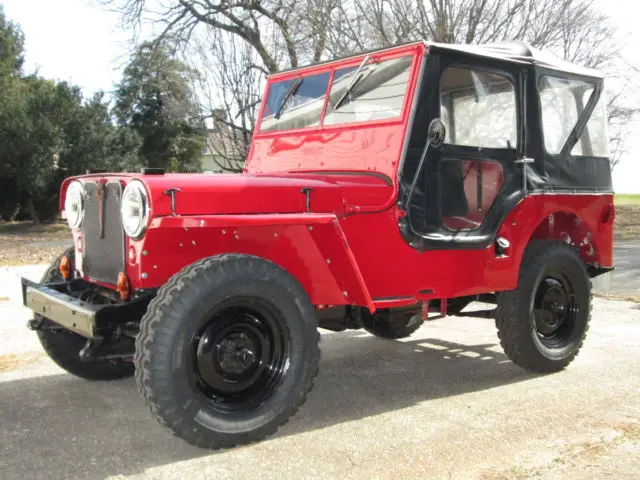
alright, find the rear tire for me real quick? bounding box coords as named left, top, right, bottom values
left=36, top=248, right=134, bottom=381
left=496, top=241, right=592, bottom=373
left=134, top=254, right=320, bottom=449
left=362, top=310, right=423, bottom=339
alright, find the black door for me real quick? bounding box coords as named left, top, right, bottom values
left=400, top=56, right=526, bottom=250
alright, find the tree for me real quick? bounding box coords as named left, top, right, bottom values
left=0, top=5, right=24, bottom=77
left=186, top=28, right=259, bottom=172
left=0, top=9, right=144, bottom=223
left=0, top=76, right=68, bottom=222
left=113, top=42, right=206, bottom=172
left=0, top=6, right=26, bottom=220
left=58, top=90, right=143, bottom=174
left=104, top=0, right=638, bottom=169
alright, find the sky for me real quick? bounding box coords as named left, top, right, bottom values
left=3, top=0, right=640, bottom=192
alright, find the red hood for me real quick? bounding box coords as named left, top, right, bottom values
left=64, top=172, right=395, bottom=217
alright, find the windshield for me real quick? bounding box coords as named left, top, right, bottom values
left=324, top=55, right=412, bottom=125
left=258, top=54, right=413, bottom=132
left=260, top=72, right=330, bottom=132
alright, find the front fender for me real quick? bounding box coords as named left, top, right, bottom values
left=128, top=214, right=374, bottom=311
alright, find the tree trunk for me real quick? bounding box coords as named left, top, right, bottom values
left=25, top=196, right=41, bottom=224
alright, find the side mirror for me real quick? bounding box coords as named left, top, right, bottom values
left=427, top=118, right=446, bottom=148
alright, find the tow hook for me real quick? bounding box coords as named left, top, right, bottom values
left=79, top=336, right=104, bottom=362
left=27, top=317, right=44, bottom=331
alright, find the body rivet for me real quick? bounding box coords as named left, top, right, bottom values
left=141, top=273, right=148, bottom=279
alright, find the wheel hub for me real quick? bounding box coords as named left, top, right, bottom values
left=531, top=271, right=581, bottom=352
left=190, top=304, right=289, bottom=412
left=216, top=334, right=257, bottom=375
left=534, top=277, right=570, bottom=335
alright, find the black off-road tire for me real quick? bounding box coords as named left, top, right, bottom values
left=363, top=310, right=423, bottom=339
left=36, top=248, right=135, bottom=381
left=496, top=240, right=592, bottom=373
left=134, top=254, right=320, bottom=449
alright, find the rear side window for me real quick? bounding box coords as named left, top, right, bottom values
left=323, top=55, right=412, bottom=125
left=259, top=72, right=330, bottom=132
left=539, top=76, right=608, bottom=157
left=439, top=68, right=517, bottom=149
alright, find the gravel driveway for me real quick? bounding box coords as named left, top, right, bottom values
left=1, top=266, right=639, bottom=479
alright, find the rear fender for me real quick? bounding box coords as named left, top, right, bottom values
left=491, top=194, right=614, bottom=289
left=131, top=214, right=374, bottom=311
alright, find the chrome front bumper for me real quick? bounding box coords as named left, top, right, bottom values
left=21, top=278, right=99, bottom=339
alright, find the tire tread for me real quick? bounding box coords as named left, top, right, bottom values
left=134, top=254, right=320, bottom=449
left=495, top=240, right=592, bottom=373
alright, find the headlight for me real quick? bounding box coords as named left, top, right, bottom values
left=64, top=181, right=85, bottom=229
left=121, top=180, right=149, bottom=239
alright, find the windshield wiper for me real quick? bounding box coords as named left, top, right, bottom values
left=274, top=77, right=303, bottom=119
left=333, top=54, right=372, bottom=110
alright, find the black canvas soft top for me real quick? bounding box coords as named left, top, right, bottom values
left=273, top=40, right=605, bottom=80
left=427, top=41, right=604, bottom=79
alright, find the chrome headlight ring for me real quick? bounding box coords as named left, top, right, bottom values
left=121, top=180, right=150, bottom=239
left=64, top=181, right=85, bottom=230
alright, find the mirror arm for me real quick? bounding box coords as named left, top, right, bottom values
left=403, top=118, right=446, bottom=238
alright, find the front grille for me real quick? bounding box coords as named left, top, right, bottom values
left=82, top=181, right=125, bottom=284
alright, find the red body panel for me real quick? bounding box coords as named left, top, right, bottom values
left=88, top=190, right=612, bottom=311
left=139, top=172, right=394, bottom=217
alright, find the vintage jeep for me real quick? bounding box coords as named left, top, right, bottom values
left=21, top=40, right=614, bottom=449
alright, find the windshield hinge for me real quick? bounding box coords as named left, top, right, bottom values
left=164, top=188, right=182, bottom=216
left=300, top=187, right=313, bottom=212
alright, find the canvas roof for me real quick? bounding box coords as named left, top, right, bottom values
left=271, top=40, right=604, bottom=79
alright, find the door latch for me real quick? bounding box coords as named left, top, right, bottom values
left=514, top=157, right=534, bottom=194
left=514, top=157, right=535, bottom=164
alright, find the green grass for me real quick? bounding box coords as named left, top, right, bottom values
left=615, top=194, right=640, bottom=205
left=0, top=221, right=68, bottom=236
left=0, top=221, right=71, bottom=266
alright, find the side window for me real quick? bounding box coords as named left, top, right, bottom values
left=578, top=88, right=609, bottom=157
left=439, top=68, right=517, bottom=149
left=323, top=55, right=412, bottom=125
left=259, top=72, right=330, bottom=132
left=538, top=75, right=608, bottom=157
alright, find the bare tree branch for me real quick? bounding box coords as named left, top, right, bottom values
left=103, top=0, right=639, bottom=170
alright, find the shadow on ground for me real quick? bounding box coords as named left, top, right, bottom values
left=0, top=326, right=534, bottom=480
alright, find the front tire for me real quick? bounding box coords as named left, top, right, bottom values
left=36, top=248, right=134, bottom=381
left=135, top=254, right=320, bottom=449
left=496, top=241, right=592, bottom=373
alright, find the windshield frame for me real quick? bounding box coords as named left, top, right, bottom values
left=254, top=47, right=421, bottom=136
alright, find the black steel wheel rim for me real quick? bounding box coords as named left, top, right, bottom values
left=189, top=299, right=290, bottom=413
left=532, top=272, right=578, bottom=349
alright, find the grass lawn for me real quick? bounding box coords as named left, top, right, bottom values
left=615, top=194, right=640, bottom=241
left=0, top=221, right=72, bottom=266
left=615, top=194, right=640, bottom=205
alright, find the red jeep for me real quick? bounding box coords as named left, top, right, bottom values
left=21, top=41, right=614, bottom=449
